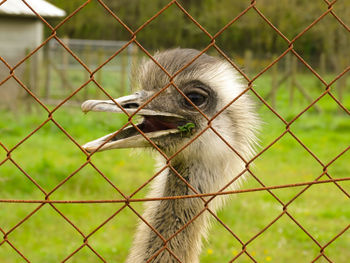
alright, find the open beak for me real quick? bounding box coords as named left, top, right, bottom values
left=81, top=93, right=185, bottom=152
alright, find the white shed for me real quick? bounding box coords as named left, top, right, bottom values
left=0, top=0, right=65, bottom=109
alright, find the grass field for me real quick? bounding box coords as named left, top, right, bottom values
left=0, top=73, right=349, bottom=262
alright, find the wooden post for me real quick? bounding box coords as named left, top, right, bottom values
left=23, top=48, right=31, bottom=90
left=44, top=44, right=51, bottom=100
left=96, top=48, right=104, bottom=98
left=244, top=49, right=253, bottom=76
left=336, top=30, right=348, bottom=105
left=31, top=51, right=39, bottom=99
left=319, top=52, right=326, bottom=77
left=337, top=54, right=346, bottom=104
left=131, top=44, right=139, bottom=70
left=289, top=54, right=296, bottom=107
left=270, top=54, right=278, bottom=108
left=120, top=52, right=127, bottom=96
left=61, top=37, right=69, bottom=92
left=291, top=55, right=322, bottom=113
left=264, top=55, right=291, bottom=105
left=318, top=52, right=326, bottom=90
left=130, top=44, right=139, bottom=93
left=84, top=44, right=92, bottom=100
left=23, top=48, right=32, bottom=112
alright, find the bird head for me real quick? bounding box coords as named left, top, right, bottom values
left=82, top=48, right=258, bottom=159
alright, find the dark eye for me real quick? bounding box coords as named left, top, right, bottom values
left=184, top=92, right=206, bottom=107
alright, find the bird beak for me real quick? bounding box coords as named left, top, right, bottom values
left=81, top=93, right=185, bottom=153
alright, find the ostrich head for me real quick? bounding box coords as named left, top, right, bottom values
left=81, top=48, right=259, bottom=262
left=82, top=48, right=258, bottom=161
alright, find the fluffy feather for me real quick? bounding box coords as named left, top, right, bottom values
left=125, top=49, right=259, bottom=263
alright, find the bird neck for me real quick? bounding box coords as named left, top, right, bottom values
left=126, top=153, right=241, bottom=263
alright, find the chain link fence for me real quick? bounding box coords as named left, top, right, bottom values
left=0, top=0, right=349, bottom=262
left=42, top=38, right=135, bottom=103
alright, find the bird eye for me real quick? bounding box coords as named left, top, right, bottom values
left=184, top=92, right=207, bottom=107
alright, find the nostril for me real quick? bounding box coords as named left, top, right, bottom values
left=122, top=102, right=139, bottom=109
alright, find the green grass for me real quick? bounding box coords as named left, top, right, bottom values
left=0, top=73, right=349, bottom=262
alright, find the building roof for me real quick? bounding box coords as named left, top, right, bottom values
left=0, top=0, right=66, bottom=18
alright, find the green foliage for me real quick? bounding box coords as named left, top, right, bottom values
left=46, top=0, right=350, bottom=59
left=0, top=74, right=349, bottom=262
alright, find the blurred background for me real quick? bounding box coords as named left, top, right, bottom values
left=1, top=0, right=349, bottom=108
left=0, top=0, right=349, bottom=262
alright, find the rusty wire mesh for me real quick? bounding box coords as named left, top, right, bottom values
left=0, top=0, right=349, bottom=262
